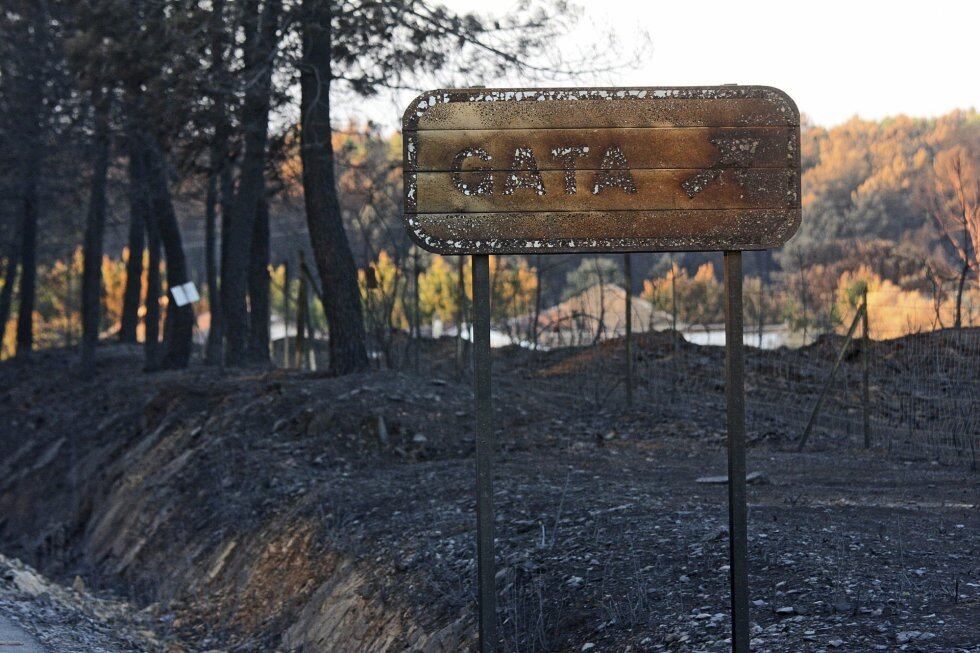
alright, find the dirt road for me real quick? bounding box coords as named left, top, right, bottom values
left=0, top=615, right=45, bottom=653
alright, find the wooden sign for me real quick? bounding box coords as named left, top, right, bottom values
left=403, top=86, right=801, bottom=254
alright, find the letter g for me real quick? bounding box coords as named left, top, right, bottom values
left=451, top=147, right=494, bottom=196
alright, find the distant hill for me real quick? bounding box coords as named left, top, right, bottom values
left=790, top=109, right=978, bottom=257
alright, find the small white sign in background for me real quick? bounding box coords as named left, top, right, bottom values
left=170, top=281, right=200, bottom=307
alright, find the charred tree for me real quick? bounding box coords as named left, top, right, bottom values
left=2, top=0, right=52, bottom=359
left=294, top=250, right=309, bottom=369
left=144, top=237, right=162, bottom=370
left=119, top=96, right=149, bottom=344
left=15, top=146, right=39, bottom=358
left=143, top=150, right=163, bottom=372
left=247, top=183, right=271, bottom=363
left=299, top=0, right=368, bottom=375
left=204, top=169, right=222, bottom=363
left=119, top=127, right=146, bottom=343
left=926, top=147, right=979, bottom=330
left=13, top=58, right=44, bottom=357
left=204, top=0, right=232, bottom=365
left=144, top=137, right=194, bottom=369
left=0, top=250, right=17, bottom=347
left=220, top=0, right=281, bottom=366
left=80, top=92, right=112, bottom=374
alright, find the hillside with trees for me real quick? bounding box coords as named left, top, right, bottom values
left=2, top=106, right=977, bottom=360
left=0, top=0, right=581, bottom=368
left=0, top=0, right=974, bottom=365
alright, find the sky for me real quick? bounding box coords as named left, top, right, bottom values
left=336, top=0, right=979, bottom=130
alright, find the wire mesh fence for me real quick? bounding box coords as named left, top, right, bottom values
left=277, top=260, right=978, bottom=469
left=462, top=314, right=975, bottom=469
left=351, top=323, right=977, bottom=469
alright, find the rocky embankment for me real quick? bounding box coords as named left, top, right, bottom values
left=1, top=346, right=482, bottom=651
left=0, top=554, right=168, bottom=652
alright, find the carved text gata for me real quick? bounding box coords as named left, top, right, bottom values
left=451, top=145, right=638, bottom=197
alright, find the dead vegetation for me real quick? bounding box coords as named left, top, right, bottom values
left=0, top=340, right=977, bottom=652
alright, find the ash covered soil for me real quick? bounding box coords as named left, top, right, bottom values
left=0, top=554, right=169, bottom=652
left=0, top=339, right=977, bottom=652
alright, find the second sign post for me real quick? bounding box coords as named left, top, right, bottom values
left=403, top=86, right=802, bottom=652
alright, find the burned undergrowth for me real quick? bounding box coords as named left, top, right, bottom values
left=0, top=339, right=977, bottom=652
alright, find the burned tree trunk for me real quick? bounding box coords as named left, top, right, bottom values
left=300, top=0, right=368, bottom=375
left=119, top=94, right=149, bottom=344
left=15, top=156, right=38, bottom=358
left=294, top=252, right=309, bottom=369
left=220, top=0, right=280, bottom=366
left=204, top=169, right=221, bottom=363
left=531, top=254, right=542, bottom=351
left=927, top=148, right=978, bottom=331
left=0, top=250, right=17, bottom=348
left=11, top=1, right=46, bottom=359
left=247, top=184, right=271, bottom=363
left=14, top=77, right=42, bottom=359
left=144, top=177, right=163, bottom=372
left=80, top=92, right=112, bottom=374
left=119, top=141, right=146, bottom=343
left=211, top=159, right=235, bottom=366
left=144, top=137, right=194, bottom=369
left=954, top=261, right=969, bottom=329
left=204, top=0, right=231, bottom=365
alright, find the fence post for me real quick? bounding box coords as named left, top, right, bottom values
left=797, top=303, right=865, bottom=452
left=624, top=253, right=634, bottom=408
left=862, top=289, right=870, bottom=449
left=723, top=251, right=750, bottom=653
left=413, top=247, right=421, bottom=373
left=471, top=254, right=496, bottom=652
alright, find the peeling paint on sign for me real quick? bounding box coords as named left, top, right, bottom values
left=403, top=86, right=801, bottom=254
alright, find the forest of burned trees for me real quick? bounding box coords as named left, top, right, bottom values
left=0, top=1, right=977, bottom=373
left=0, top=0, right=585, bottom=373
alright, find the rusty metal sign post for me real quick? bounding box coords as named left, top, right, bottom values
left=402, top=86, right=801, bottom=653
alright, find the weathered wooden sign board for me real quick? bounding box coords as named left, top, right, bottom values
left=401, top=86, right=801, bottom=653
left=403, top=86, right=800, bottom=254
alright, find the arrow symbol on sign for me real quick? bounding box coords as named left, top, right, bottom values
left=682, top=134, right=761, bottom=198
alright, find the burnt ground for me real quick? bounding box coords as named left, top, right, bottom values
left=0, top=554, right=168, bottom=652
left=0, top=338, right=977, bottom=652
